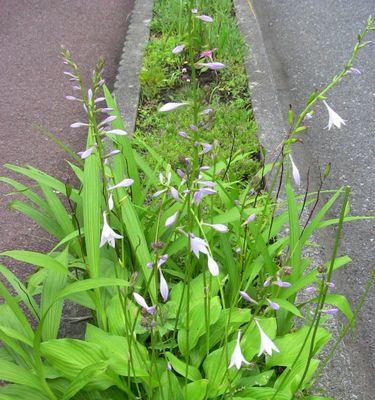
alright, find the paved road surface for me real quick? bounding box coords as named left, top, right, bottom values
left=253, top=1, right=374, bottom=398
left=0, top=1, right=134, bottom=277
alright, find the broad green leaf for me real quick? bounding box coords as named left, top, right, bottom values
left=165, top=352, right=202, bottom=381
left=41, top=248, right=68, bottom=340
left=178, top=296, right=222, bottom=355
left=1, top=251, right=67, bottom=274
left=56, top=278, right=129, bottom=300
left=0, top=360, right=43, bottom=391
left=62, top=361, right=109, bottom=400
left=270, top=298, right=303, bottom=318
left=267, top=326, right=331, bottom=368
left=186, top=379, right=208, bottom=400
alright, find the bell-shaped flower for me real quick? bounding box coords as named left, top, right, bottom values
left=196, top=15, right=213, bottom=23
left=108, top=178, right=134, bottom=191
left=228, top=331, right=250, bottom=369
left=172, top=44, right=185, bottom=54
left=133, top=292, right=156, bottom=314
left=198, top=62, right=225, bottom=70
left=323, top=100, right=346, bottom=130
left=189, top=234, right=209, bottom=258
left=240, top=291, right=258, bottom=304
left=256, top=320, right=280, bottom=357
left=170, top=187, right=179, bottom=200
left=159, top=268, right=169, bottom=301
left=207, top=255, right=219, bottom=276
left=267, top=299, right=280, bottom=311
left=203, top=223, right=229, bottom=233
left=289, top=154, right=301, bottom=187
left=100, top=212, right=123, bottom=248
left=106, top=129, right=128, bottom=136
left=165, top=211, right=178, bottom=228
left=159, top=102, right=189, bottom=112
left=77, top=144, right=97, bottom=159
left=157, top=254, right=168, bottom=268
left=242, top=213, right=256, bottom=226
left=108, top=193, right=114, bottom=211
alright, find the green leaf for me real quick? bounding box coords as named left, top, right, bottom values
left=41, top=248, right=68, bottom=340
left=1, top=251, right=67, bottom=274
left=0, top=360, right=43, bottom=391
left=56, top=278, right=129, bottom=300
left=82, top=126, right=101, bottom=279
left=186, top=380, right=208, bottom=400
left=165, top=352, right=202, bottom=381
left=270, top=298, right=303, bottom=318
left=62, top=361, right=109, bottom=400
left=178, top=296, right=222, bottom=354
left=267, top=326, right=331, bottom=368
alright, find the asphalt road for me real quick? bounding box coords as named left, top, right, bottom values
left=0, top=1, right=134, bottom=277
left=253, top=0, right=375, bottom=397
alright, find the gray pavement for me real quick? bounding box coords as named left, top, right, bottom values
left=0, top=1, right=134, bottom=279
left=251, top=1, right=375, bottom=398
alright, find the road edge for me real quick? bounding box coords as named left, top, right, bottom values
left=113, top=0, right=154, bottom=134
left=233, top=0, right=360, bottom=399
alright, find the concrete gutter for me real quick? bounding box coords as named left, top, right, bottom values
left=114, top=0, right=154, bottom=134
left=233, top=0, right=359, bottom=398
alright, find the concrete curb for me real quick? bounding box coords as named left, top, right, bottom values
left=114, top=0, right=154, bottom=134
left=233, top=0, right=359, bottom=399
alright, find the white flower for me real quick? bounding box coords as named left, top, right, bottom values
left=203, top=223, right=229, bottom=233
left=207, top=255, right=219, bottom=276
left=255, top=320, right=279, bottom=357
left=100, top=212, right=123, bottom=248
left=108, top=193, right=114, bottom=211
left=189, top=235, right=209, bottom=258
left=196, top=15, right=213, bottom=23
left=165, top=212, right=178, bottom=228
left=289, top=154, right=301, bottom=187
left=228, top=331, right=250, bottom=369
left=106, top=129, right=128, bottom=136
left=159, top=102, right=189, bottom=112
left=323, top=100, right=346, bottom=130
left=108, top=178, right=134, bottom=191
left=77, top=144, right=97, bottom=159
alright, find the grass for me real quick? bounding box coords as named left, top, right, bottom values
left=134, top=0, right=259, bottom=179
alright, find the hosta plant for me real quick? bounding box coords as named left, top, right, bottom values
left=0, top=4, right=374, bottom=400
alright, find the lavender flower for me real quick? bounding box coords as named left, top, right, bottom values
left=157, top=254, right=168, bottom=268
left=240, top=291, right=258, bottom=304
left=274, top=278, right=292, bottom=288
left=198, top=62, right=225, bottom=70
left=133, top=292, right=156, bottom=314
left=190, top=234, right=209, bottom=258
left=172, top=44, right=185, bottom=54
left=267, top=299, right=280, bottom=311
left=243, top=213, right=256, bottom=226
left=196, top=15, right=213, bottom=23
left=305, top=286, right=316, bottom=294
left=159, top=268, right=169, bottom=301
left=170, top=187, right=180, bottom=200
left=65, top=95, right=77, bottom=101
left=165, top=212, right=178, bottom=228
left=263, top=277, right=272, bottom=287
left=322, top=308, right=339, bottom=315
